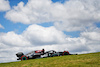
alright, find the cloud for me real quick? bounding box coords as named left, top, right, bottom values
left=5, top=0, right=100, bottom=31
left=0, top=24, right=67, bottom=47
left=0, top=0, right=10, bottom=11
left=81, top=32, right=100, bottom=41
left=0, top=24, right=100, bottom=63
left=0, top=32, right=31, bottom=47
left=22, top=24, right=67, bottom=45
left=5, top=0, right=52, bottom=24
left=0, top=24, right=4, bottom=29
left=54, top=0, right=100, bottom=31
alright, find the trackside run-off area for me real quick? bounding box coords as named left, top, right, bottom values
left=0, top=52, right=100, bottom=67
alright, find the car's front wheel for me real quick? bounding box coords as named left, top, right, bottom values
left=21, top=55, right=28, bottom=61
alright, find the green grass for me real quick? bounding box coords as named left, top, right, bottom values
left=0, top=52, right=100, bottom=67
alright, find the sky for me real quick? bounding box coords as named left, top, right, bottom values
left=0, top=0, right=100, bottom=63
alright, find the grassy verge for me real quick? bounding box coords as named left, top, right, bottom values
left=0, top=52, right=100, bottom=67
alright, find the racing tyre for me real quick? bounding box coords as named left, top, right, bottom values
left=21, top=55, right=28, bottom=61
left=62, top=51, right=69, bottom=55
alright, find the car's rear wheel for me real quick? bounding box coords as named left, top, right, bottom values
left=21, top=55, right=28, bottom=60
left=62, top=51, right=69, bottom=55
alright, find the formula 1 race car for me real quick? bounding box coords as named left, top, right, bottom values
left=16, top=49, right=74, bottom=61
